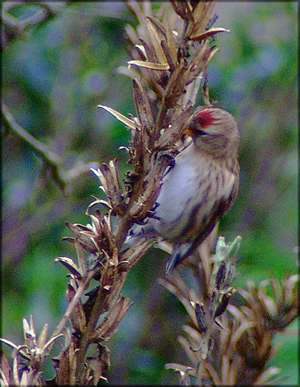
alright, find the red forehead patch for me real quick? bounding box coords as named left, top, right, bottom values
left=196, top=109, right=214, bottom=129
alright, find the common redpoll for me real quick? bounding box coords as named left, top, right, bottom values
left=126, top=107, right=240, bottom=274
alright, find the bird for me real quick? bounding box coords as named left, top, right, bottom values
left=126, top=107, right=240, bottom=274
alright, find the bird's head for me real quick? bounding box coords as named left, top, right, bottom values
left=185, top=108, right=240, bottom=159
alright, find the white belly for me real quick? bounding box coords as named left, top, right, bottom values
left=149, top=144, right=236, bottom=241
left=151, top=145, right=207, bottom=238
left=155, top=157, right=198, bottom=224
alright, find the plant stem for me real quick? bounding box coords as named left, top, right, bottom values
left=50, top=271, right=95, bottom=340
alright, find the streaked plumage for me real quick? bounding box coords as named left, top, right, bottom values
left=126, top=107, right=240, bottom=273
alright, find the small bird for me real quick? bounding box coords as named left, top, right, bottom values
left=126, top=107, right=240, bottom=274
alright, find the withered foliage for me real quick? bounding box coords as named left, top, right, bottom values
left=161, top=236, right=298, bottom=385
left=1, top=1, right=298, bottom=386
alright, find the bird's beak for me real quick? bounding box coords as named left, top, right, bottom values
left=183, top=109, right=203, bottom=137
left=183, top=127, right=195, bottom=137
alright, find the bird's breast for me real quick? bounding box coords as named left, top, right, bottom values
left=151, top=145, right=236, bottom=242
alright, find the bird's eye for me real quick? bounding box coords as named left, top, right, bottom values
left=197, top=129, right=207, bottom=136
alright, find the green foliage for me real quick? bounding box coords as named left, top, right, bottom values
left=2, top=2, right=297, bottom=385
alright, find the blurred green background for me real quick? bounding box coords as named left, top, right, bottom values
left=2, top=2, right=298, bottom=385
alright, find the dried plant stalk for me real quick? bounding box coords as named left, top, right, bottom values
left=1, top=1, right=231, bottom=385
left=161, top=236, right=298, bottom=385
left=1, top=2, right=297, bottom=386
